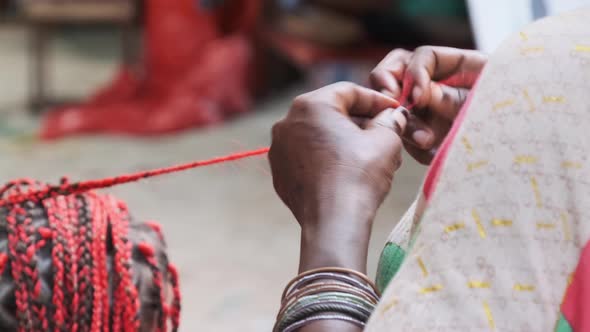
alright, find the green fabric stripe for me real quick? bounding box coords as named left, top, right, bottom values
left=555, top=313, right=573, bottom=332
left=376, top=242, right=406, bottom=293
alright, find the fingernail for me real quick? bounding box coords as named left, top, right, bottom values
left=412, top=130, right=433, bottom=148
left=412, top=86, right=422, bottom=103
left=399, top=107, right=409, bottom=119
left=390, top=108, right=407, bottom=135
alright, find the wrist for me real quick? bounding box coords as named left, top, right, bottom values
left=301, top=184, right=383, bottom=229
left=296, top=183, right=386, bottom=273
left=299, top=210, right=375, bottom=274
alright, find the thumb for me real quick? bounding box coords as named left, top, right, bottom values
left=366, top=106, right=408, bottom=139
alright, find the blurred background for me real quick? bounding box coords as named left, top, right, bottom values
left=0, top=0, right=587, bottom=330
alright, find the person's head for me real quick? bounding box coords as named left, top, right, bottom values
left=0, top=179, right=180, bottom=331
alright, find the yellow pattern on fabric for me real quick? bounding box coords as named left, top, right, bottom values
left=523, top=89, right=535, bottom=112
left=482, top=301, right=495, bottom=330
left=420, top=285, right=443, bottom=294
left=379, top=298, right=398, bottom=315
left=491, top=219, right=512, bottom=227
left=493, top=99, right=514, bottom=111
left=468, top=281, right=490, bottom=289
left=417, top=257, right=428, bottom=277
left=513, top=283, right=535, bottom=291
left=519, top=32, right=528, bottom=41
left=467, top=160, right=488, bottom=172
left=521, top=46, right=545, bottom=55
left=574, top=44, right=590, bottom=52
left=515, top=155, right=537, bottom=164
left=462, top=137, right=474, bottom=154
left=444, top=222, right=465, bottom=233
left=562, top=161, right=582, bottom=169
left=472, top=209, right=486, bottom=239
left=536, top=222, right=556, bottom=230
left=543, top=96, right=565, bottom=103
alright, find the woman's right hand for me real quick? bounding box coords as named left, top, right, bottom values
left=370, top=46, right=487, bottom=164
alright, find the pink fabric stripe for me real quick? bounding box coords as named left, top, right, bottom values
left=561, top=240, right=590, bottom=332
left=422, top=80, right=479, bottom=201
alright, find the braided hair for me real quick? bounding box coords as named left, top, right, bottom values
left=0, top=179, right=181, bottom=332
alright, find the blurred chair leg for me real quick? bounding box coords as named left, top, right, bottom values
left=29, top=23, right=49, bottom=114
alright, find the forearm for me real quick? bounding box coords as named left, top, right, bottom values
left=299, top=220, right=372, bottom=273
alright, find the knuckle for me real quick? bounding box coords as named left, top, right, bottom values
left=369, top=70, right=384, bottom=86
left=390, top=48, right=409, bottom=57
left=271, top=121, right=283, bottom=139
left=369, top=69, right=380, bottom=79
left=333, top=81, right=356, bottom=90
left=414, top=45, right=433, bottom=54
left=291, top=94, right=312, bottom=111
left=394, top=153, right=403, bottom=170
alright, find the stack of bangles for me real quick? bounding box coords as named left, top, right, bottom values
left=273, top=267, right=381, bottom=332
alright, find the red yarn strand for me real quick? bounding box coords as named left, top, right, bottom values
left=0, top=147, right=270, bottom=208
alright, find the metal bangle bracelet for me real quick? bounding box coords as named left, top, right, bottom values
left=283, top=272, right=379, bottom=301
left=281, top=314, right=365, bottom=332
left=277, top=299, right=373, bottom=330
left=284, top=292, right=376, bottom=313
left=277, top=283, right=378, bottom=319
left=281, top=267, right=379, bottom=300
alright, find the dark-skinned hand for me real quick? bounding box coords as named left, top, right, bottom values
left=370, top=46, right=487, bottom=164
left=269, top=82, right=407, bottom=233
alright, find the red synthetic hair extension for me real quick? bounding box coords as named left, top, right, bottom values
left=167, top=264, right=181, bottom=332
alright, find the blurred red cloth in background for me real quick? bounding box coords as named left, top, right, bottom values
left=41, top=0, right=260, bottom=139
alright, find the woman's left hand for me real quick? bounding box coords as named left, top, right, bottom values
left=370, top=46, right=487, bottom=164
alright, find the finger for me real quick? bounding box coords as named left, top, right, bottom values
left=351, top=116, right=370, bottom=128
left=369, top=71, right=402, bottom=99
left=411, top=46, right=487, bottom=85
left=370, top=49, right=411, bottom=97
left=403, top=142, right=437, bottom=165
left=366, top=106, right=408, bottom=140
left=402, top=113, right=436, bottom=150
left=405, top=46, right=486, bottom=108
left=301, top=82, right=400, bottom=118
left=427, top=83, right=470, bottom=121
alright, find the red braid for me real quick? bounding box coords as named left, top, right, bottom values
left=0, top=181, right=179, bottom=331
left=137, top=242, right=166, bottom=332
left=88, top=195, right=109, bottom=332
left=76, top=197, right=95, bottom=331
left=108, top=198, right=140, bottom=331
left=168, top=264, right=181, bottom=332
left=45, top=196, right=72, bottom=331
left=6, top=204, right=32, bottom=331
